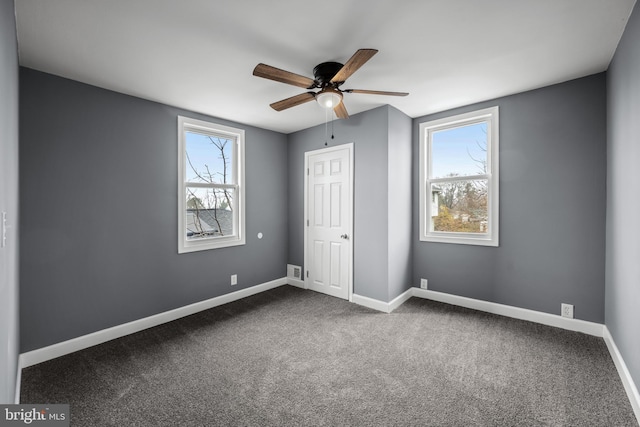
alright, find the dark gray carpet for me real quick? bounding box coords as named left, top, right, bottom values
left=21, top=285, right=638, bottom=426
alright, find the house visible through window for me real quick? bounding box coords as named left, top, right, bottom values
left=419, top=107, right=499, bottom=246
left=178, top=116, right=245, bottom=253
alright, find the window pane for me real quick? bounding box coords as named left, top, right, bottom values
left=431, top=122, right=487, bottom=178
left=431, top=180, right=488, bottom=234
left=185, top=131, right=234, bottom=184
left=186, top=187, right=235, bottom=240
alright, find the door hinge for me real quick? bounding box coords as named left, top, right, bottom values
left=307, top=219, right=309, bottom=226
left=306, top=270, right=309, bottom=278
left=307, top=168, right=309, bottom=175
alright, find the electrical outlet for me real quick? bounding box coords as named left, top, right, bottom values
left=420, top=278, right=428, bottom=289
left=231, top=274, right=237, bottom=286
left=561, top=303, right=574, bottom=319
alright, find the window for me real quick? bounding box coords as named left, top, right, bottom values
left=419, top=107, right=499, bottom=246
left=178, top=116, right=245, bottom=253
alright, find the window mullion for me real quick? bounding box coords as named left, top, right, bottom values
left=429, top=174, right=490, bottom=184
left=185, top=182, right=236, bottom=190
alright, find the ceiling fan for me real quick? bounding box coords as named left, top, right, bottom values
left=253, top=49, right=408, bottom=119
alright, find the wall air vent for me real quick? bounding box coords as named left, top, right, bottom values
left=287, top=264, right=302, bottom=280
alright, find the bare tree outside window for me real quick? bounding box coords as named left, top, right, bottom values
left=185, top=133, right=235, bottom=240
left=431, top=123, right=489, bottom=233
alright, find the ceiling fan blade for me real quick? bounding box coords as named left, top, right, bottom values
left=270, top=92, right=316, bottom=111
left=253, top=63, right=316, bottom=89
left=330, top=49, right=378, bottom=84
left=334, top=102, right=349, bottom=119
left=345, top=89, right=409, bottom=96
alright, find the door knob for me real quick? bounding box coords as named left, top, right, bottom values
left=340, top=234, right=349, bottom=239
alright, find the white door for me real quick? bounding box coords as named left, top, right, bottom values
left=304, top=144, right=353, bottom=300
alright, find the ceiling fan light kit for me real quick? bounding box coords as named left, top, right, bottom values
left=315, top=88, right=343, bottom=109
left=253, top=49, right=408, bottom=119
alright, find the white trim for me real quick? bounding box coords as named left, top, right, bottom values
left=286, top=277, right=306, bottom=289
left=177, top=115, right=246, bottom=254
left=19, top=278, right=287, bottom=368
left=353, top=288, right=604, bottom=336
left=389, top=288, right=414, bottom=312
left=419, top=106, right=499, bottom=247
left=352, top=293, right=392, bottom=313
left=411, top=288, right=604, bottom=337
left=352, top=288, right=413, bottom=314
left=603, top=327, right=640, bottom=423
left=14, top=358, right=22, bottom=404
left=304, top=143, right=354, bottom=302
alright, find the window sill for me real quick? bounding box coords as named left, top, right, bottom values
left=178, top=236, right=246, bottom=254
left=421, top=234, right=499, bottom=247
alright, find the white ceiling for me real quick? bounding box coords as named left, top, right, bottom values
left=15, top=0, right=637, bottom=134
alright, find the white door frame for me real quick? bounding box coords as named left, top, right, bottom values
left=303, top=143, right=354, bottom=301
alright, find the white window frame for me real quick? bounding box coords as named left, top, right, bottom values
left=178, top=116, right=245, bottom=253
left=419, top=106, right=499, bottom=247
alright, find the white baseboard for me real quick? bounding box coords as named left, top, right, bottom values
left=20, top=277, right=288, bottom=368
left=352, top=287, right=604, bottom=337
left=14, top=357, right=22, bottom=404
left=286, top=277, right=305, bottom=289
left=411, top=288, right=604, bottom=337
left=389, top=289, right=414, bottom=312
left=603, top=327, right=640, bottom=423
left=352, top=293, right=392, bottom=313
left=352, top=288, right=413, bottom=314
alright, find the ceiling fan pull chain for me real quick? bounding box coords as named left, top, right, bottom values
left=331, top=114, right=335, bottom=140
left=325, top=108, right=329, bottom=146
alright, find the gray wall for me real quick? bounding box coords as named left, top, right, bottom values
left=413, top=74, right=607, bottom=323
left=288, top=106, right=412, bottom=302
left=19, top=68, right=288, bottom=352
left=606, top=2, right=640, bottom=395
left=0, top=0, right=20, bottom=404
left=387, top=107, right=413, bottom=301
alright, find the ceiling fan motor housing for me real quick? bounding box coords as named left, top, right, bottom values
left=313, top=62, right=344, bottom=87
